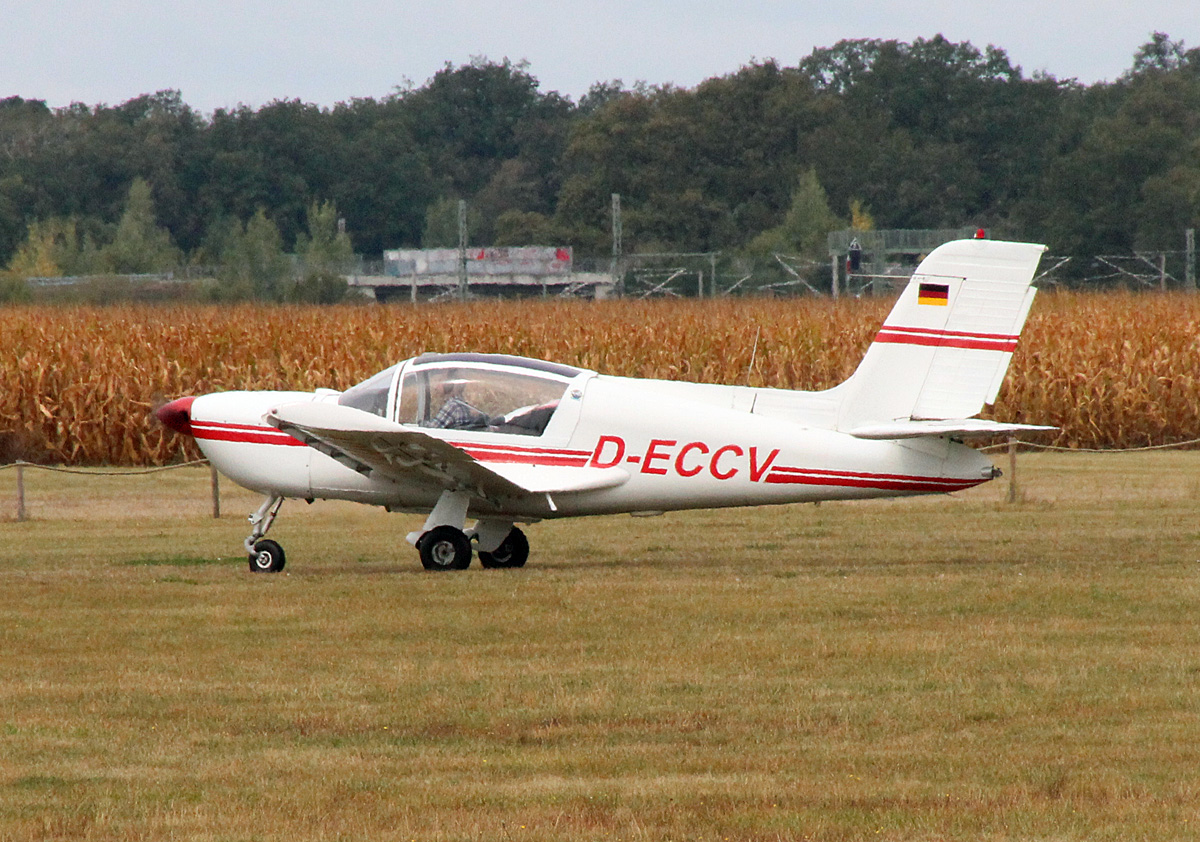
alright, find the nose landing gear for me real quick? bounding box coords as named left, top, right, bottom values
left=249, top=538, right=286, bottom=572
left=245, top=495, right=286, bottom=573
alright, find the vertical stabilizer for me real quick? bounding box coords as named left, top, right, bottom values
left=835, top=239, right=1045, bottom=432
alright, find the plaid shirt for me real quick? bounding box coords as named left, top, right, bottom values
left=428, top=397, right=486, bottom=429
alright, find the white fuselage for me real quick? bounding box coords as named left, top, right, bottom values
left=189, top=370, right=996, bottom=522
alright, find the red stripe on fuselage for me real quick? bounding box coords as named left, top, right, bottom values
left=765, top=465, right=982, bottom=492
left=448, top=440, right=591, bottom=467
left=192, top=422, right=591, bottom=466
left=191, top=421, right=307, bottom=447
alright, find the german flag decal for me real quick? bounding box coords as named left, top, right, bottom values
left=917, top=282, right=949, bottom=306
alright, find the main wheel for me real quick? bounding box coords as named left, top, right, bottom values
left=478, top=527, right=529, bottom=569
left=249, top=539, right=286, bottom=573
left=418, top=525, right=472, bottom=571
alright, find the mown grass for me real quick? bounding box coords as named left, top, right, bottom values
left=2, top=454, right=1200, bottom=840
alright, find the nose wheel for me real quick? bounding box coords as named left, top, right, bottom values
left=249, top=539, right=286, bottom=572
left=244, top=495, right=286, bottom=573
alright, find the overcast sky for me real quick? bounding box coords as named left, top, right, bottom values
left=2, top=1, right=1196, bottom=113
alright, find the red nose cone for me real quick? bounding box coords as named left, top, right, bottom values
left=156, top=396, right=196, bottom=436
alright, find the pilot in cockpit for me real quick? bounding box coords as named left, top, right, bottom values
left=425, top=376, right=488, bottom=430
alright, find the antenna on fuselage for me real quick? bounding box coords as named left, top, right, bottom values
left=745, top=326, right=761, bottom=387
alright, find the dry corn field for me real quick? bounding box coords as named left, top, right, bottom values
left=1, top=290, right=1199, bottom=465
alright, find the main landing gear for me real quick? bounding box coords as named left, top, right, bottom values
left=417, top=525, right=472, bottom=570
left=414, top=524, right=529, bottom=571
left=239, top=491, right=530, bottom=573
left=408, top=490, right=530, bottom=571
left=478, top=527, right=530, bottom=569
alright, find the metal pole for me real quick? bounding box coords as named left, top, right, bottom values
left=1187, top=228, right=1196, bottom=292
left=457, top=199, right=468, bottom=302
left=831, top=255, right=839, bottom=299
left=611, top=193, right=623, bottom=297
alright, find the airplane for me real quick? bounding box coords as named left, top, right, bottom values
left=156, top=237, right=1052, bottom=573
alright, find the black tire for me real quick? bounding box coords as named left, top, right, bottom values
left=249, top=539, right=286, bottom=573
left=418, top=525, right=472, bottom=571
left=478, top=527, right=529, bottom=569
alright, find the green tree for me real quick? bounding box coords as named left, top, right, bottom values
left=327, top=98, right=437, bottom=253
left=291, top=200, right=354, bottom=303
left=493, top=210, right=558, bottom=246
left=295, top=200, right=353, bottom=272
left=747, top=169, right=843, bottom=257
left=421, top=197, right=484, bottom=248
left=1031, top=34, right=1200, bottom=255
left=798, top=37, right=1068, bottom=231
left=1138, top=166, right=1200, bottom=248
left=555, top=63, right=824, bottom=252
left=7, top=218, right=67, bottom=277
left=401, top=58, right=569, bottom=198
left=217, top=209, right=290, bottom=301
left=472, top=159, right=551, bottom=243
left=5, top=216, right=99, bottom=277
left=1128, top=32, right=1194, bottom=76
left=199, top=98, right=342, bottom=250
left=99, top=178, right=180, bottom=273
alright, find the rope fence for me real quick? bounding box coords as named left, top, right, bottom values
left=5, top=438, right=1200, bottom=523
left=977, top=436, right=1200, bottom=454
left=977, top=435, right=1200, bottom=503
left=1, top=459, right=220, bottom=522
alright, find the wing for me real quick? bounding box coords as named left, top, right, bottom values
left=265, top=401, right=627, bottom=504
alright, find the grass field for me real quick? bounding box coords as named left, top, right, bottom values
left=2, top=453, right=1200, bottom=840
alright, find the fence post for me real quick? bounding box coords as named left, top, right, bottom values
left=16, top=462, right=26, bottom=522
left=1006, top=437, right=1019, bottom=504
left=210, top=464, right=221, bottom=519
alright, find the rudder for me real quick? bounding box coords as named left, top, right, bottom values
left=834, top=239, right=1046, bottom=432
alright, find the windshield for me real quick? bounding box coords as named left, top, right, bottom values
left=398, top=366, right=569, bottom=435
left=337, top=364, right=398, bottom=417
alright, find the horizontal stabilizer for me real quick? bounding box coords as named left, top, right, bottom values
left=848, top=419, right=1057, bottom=440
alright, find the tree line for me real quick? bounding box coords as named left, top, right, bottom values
left=0, top=33, right=1197, bottom=296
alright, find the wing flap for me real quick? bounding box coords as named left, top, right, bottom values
left=487, top=462, right=628, bottom=493
left=265, top=401, right=625, bottom=500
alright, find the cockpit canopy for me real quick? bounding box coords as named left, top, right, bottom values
left=338, top=353, right=583, bottom=437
